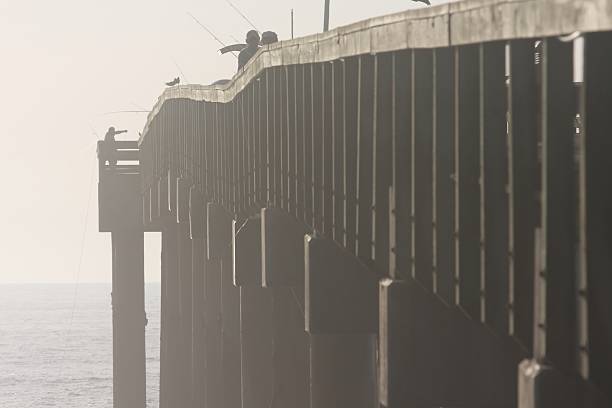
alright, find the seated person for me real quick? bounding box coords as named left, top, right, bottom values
left=261, top=31, right=279, bottom=45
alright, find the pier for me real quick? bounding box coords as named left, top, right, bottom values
left=98, top=0, right=612, bottom=406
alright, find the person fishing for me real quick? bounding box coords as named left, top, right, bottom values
left=104, top=126, right=127, bottom=166
left=238, top=30, right=261, bottom=71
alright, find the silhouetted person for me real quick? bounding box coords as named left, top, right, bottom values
left=238, top=30, right=260, bottom=71
left=166, top=77, right=180, bottom=86
left=261, top=31, right=278, bottom=45
left=104, top=126, right=127, bottom=166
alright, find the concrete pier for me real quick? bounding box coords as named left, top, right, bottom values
left=99, top=2, right=612, bottom=407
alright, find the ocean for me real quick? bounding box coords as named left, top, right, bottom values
left=0, top=283, right=160, bottom=408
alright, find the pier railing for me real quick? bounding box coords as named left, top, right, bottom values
left=135, top=0, right=612, bottom=406
left=97, top=140, right=140, bottom=176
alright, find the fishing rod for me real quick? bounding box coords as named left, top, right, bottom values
left=187, top=11, right=239, bottom=59
left=224, top=0, right=259, bottom=32
left=171, top=58, right=190, bottom=84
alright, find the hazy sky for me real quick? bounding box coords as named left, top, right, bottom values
left=0, top=0, right=442, bottom=283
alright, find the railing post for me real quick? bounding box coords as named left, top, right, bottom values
left=508, top=39, right=538, bottom=352
left=455, top=44, right=481, bottom=319
left=582, top=31, right=612, bottom=404
left=480, top=41, right=510, bottom=334
left=433, top=47, right=455, bottom=303
left=413, top=49, right=434, bottom=290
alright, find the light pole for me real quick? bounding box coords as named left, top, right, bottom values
left=323, top=0, right=330, bottom=31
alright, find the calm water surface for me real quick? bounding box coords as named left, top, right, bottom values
left=0, top=283, right=160, bottom=408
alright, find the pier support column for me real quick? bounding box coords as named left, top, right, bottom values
left=305, top=235, right=378, bottom=408
left=111, top=229, right=146, bottom=408
left=189, top=187, right=207, bottom=408
left=261, top=208, right=310, bottom=408
left=207, top=203, right=242, bottom=408
left=160, top=223, right=180, bottom=408
left=176, top=178, right=193, bottom=407
left=233, top=215, right=274, bottom=408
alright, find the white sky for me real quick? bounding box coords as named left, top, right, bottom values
left=0, top=0, right=442, bottom=283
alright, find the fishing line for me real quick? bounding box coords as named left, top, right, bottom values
left=57, top=154, right=97, bottom=379
left=187, top=11, right=238, bottom=59
left=130, top=101, right=148, bottom=112
left=223, top=0, right=259, bottom=32
left=75, top=123, right=103, bottom=154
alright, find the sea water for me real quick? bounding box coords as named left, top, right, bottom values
left=0, top=283, right=160, bottom=408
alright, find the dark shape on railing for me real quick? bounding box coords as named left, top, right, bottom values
left=165, top=77, right=180, bottom=87
left=220, top=43, right=247, bottom=54
left=261, top=31, right=278, bottom=45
